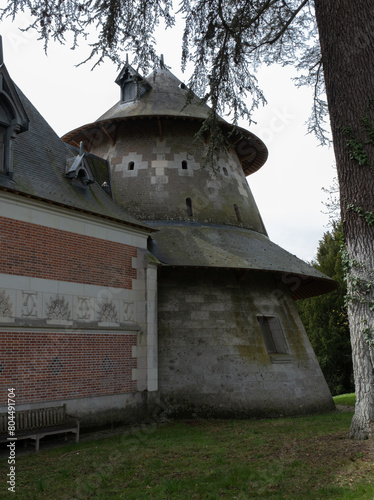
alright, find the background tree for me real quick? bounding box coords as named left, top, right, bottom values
left=1, top=0, right=374, bottom=439
left=297, top=223, right=353, bottom=396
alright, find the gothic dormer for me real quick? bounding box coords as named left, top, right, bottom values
left=66, top=142, right=95, bottom=185
left=115, top=59, right=152, bottom=103
left=0, top=36, right=29, bottom=177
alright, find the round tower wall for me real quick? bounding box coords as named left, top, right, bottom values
left=90, top=120, right=267, bottom=233
left=158, top=267, right=334, bottom=418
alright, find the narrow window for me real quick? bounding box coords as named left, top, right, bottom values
left=257, top=316, right=288, bottom=354
left=234, top=204, right=242, bottom=223
left=181, top=160, right=188, bottom=170
left=0, top=127, right=5, bottom=173
left=186, top=197, right=193, bottom=217
left=223, top=167, right=228, bottom=176
left=128, top=161, right=135, bottom=171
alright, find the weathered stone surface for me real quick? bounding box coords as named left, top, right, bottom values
left=158, top=268, right=334, bottom=418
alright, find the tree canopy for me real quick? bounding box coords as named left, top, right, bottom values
left=0, top=0, right=328, bottom=142
left=297, top=223, right=353, bottom=396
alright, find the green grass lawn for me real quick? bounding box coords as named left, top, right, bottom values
left=333, top=393, right=356, bottom=407
left=1, top=397, right=373, bottom=499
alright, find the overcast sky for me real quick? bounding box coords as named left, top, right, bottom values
left=1, top=13, right=336, bottom=262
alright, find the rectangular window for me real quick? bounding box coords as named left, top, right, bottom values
left=0, top=127, right=4, bottom=173
left=257, top=315, right=288, bottom=354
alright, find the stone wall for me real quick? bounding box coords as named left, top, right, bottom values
left=158, top=267, right=334, bottom=418
left=90, top=120, right=267, bottom=234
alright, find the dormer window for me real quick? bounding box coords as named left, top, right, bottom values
left=119, top=69, right=139, bottom=103
left=115, top=60, right=152, bottom=104
left=0, top=101, right=12, bottom=175
left=66, top=142, right=95, bottom=186
left=0, top=55, right=29, bottom=177
left=77, top=167, right=92, bottom=185
left=0, top=125, right=5, bottom=173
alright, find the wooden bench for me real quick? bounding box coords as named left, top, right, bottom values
left=0, top=405, right=80, bottom=451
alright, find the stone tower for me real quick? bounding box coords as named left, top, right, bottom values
left=63, top=61, right=336, bottom=418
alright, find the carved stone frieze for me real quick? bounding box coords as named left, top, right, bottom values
left=21, top=291, right=38, bottom=318
left=46, top=295, right=71, bottom=321
left=0, top=290, right=12, bottom=317
left=123, top=300, right=135, bottom=322
left=0, top=284, right=138, bottom=328
left=97, top=300, right=119, bottom=324
left=76, top=296, right=94, bottom=321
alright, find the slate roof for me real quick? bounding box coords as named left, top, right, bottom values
left=0, top=85, right=153, bottom=232
left=62, top=67, right=268, bottom=175
left=147, top=221, right=337, bottom=299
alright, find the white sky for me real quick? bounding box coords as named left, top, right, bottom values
left=1, top=13, right=336, bottom=262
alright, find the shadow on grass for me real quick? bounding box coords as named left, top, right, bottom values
left=1, top=408, right=373, bottom=499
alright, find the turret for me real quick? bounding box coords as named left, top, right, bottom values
left=63, top=61, right=268, bottom=233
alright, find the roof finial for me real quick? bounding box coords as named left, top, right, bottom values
left=0, top=35, right=3, bottom=66
left=160, top=54, right=165, bottom=69
left=79, top=141, right=84, bottom=156
left=126, top=53, right=129, bottom=65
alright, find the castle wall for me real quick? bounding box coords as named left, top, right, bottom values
left=0, top=193, right=158, bottom=426
left=90, top=120, right=267, bottom=234
left=158, top=268, right=334, bottom=418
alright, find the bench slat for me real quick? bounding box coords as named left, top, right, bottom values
left=0, top=405, right=79, bottom=451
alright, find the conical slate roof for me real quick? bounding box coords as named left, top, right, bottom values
left=62, top=66, right=268, bottom=175
left=98, top=67, right=214, bottom=121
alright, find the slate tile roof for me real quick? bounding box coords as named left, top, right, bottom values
left=0, top=84, right=152, bottom=232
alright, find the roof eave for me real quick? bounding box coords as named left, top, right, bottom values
left=62, top=115, right=268, bottom=175
left=0, top=185, right=157, bottom=233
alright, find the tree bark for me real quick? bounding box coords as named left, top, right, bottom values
left=314, top=0, right=374, bottom=439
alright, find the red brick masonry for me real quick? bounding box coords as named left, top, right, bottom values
left=0, top=331, right=137, bottom=403
left=0, top=216, right=137, bottom=288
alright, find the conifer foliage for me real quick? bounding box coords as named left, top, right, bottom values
left=297, top=223, right=353, bottom=396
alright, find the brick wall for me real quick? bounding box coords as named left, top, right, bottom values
left=0, top=331, right=137, bottom=403
left=0, top=216, right=137, bottom=289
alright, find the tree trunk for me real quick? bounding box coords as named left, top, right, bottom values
left=314, top=0, right=374, bottom=439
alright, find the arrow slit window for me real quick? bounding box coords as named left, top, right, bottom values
left=186, top=197, right=193, bottom=217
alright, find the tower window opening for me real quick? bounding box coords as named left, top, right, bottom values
left=257, top=316, right=288, bottom=355
left=234, top=204, right=242, bottom=223
left=223, top=167, right=228, bottom=176
left=182, top=160, right=188, bottom=170
left=128, top=161, right=135, bottom=170
left=186, top=197, right=193, bottom=217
